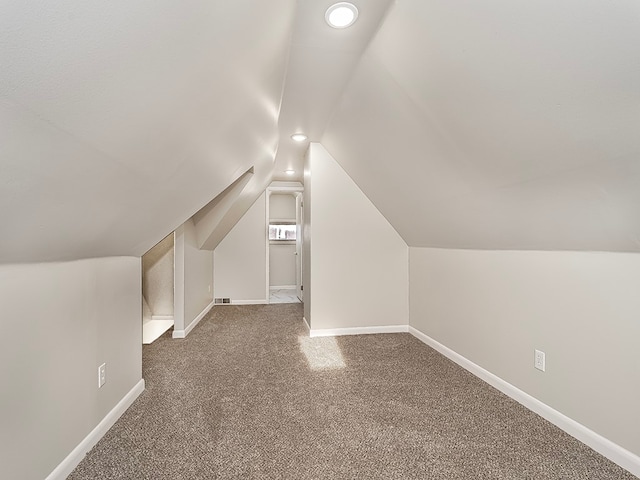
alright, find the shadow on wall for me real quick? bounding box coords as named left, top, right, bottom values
left=142, top=232, right=175, bottom=321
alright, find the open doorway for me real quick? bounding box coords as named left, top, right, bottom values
left=141, top=232, right=175, bottom=343
left=267, top=183, right=304, bottom=304
left=268, top=193, right=299, bottom=304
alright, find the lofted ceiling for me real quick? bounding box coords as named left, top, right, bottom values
left=1, top=0, right=640, bottom=264
left=323, top=0, right=640, bottom=252
left=0, top=0, right=297, bottom=262
left=272, top=0, right=394, bottom=181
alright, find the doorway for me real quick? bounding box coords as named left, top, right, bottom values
left=141, top=232, right=175, bottom=343
left=266, top=183, right=304, bottom=304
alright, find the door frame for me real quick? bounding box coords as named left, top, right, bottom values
left=265, top=181, right=304, bottom=303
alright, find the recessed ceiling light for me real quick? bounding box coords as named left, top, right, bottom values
left=291, top=133, right=307, bottom=142
left=325, top=2, right=358, bottom=29
left=285, top=169, right=295, bottom=175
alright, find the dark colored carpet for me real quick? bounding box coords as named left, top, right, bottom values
left=68, top=304, right=636, bottom=479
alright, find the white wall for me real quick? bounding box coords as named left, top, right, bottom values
left=305, top=143, right=408, bottom=331
left=269, top=193, right=296, bottom=220
left=409, top=247, right=640, bottom=461
left=214, top=192, right=267, bottom=303
left=0, top=257, right=142, bottom=480
left=303, top=153, right=312, bottom=323
left=174, top=219, right=213, bottom=335
left=142, top=233, right=174, bottom=317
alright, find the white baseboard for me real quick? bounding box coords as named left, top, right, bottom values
left=408, top=326, right=640, bottom=478
left=309, top=324, right=408, bottom=338
left=150, top=314, right=173, bottom=320
left=270, top=285, right=296, bottom=290
left=230, top=299, right=268, bottom=305
left=303, top=316, right=310, bottom=331
left=45, top=379, right=145, bottom=480
left=172, top=300, right=214, bottom=339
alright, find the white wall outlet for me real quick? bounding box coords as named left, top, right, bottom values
left=534, top=349, right=546, bottom=372
left=98, top=363, right=106, bottom=388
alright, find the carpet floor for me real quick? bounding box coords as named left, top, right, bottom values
left=68, top=304, right=636, bottom=479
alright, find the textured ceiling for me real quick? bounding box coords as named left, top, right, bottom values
left=1, top=0, right=640, bottom=263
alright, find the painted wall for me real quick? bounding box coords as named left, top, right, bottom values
left=409, top=247, right=640, bottom=458
left=174, top=219, right=213, bottom=333
left=303, top=153, right=312, bottom=323
left=214, top=192, right=267, bottom=303
left=269, top=193, right=296, bottom=220
left=305, top=143, right=408, bottom=330
left=0, top=257, right=142, bottom=480
left=141, top=233, right=174, bottom=317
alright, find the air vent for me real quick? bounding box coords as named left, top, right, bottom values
left=214, top=298, right=223, bottom=304
left=222, top=298, right=231, bottom=304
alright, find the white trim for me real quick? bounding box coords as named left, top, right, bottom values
left=267, top=181, right=304, bottom=193
left=231, top=299, right=269, bottom=305
left=150, top=314, right=173, bottom=321
left=408, top=326, right=640, bottom=478
left=265, top=190, right=271, bottom=307
left=309, top=324, right=408, bottom=338
left=303, top=316, right=310, bottom=331
left=270, top=285, right=296, bottom=290
left=269, top=218, right=297, bottom=224
left=172, top=300, right=214, bottom=339
left=45, top=379, right=145, bottom=480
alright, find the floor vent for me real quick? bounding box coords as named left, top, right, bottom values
left=222, top=298, right=231, bottom=304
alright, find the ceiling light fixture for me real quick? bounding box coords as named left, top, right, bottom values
left=285, top=169, right=295, bottom=175
left=291, top=133, right=308, bottom=142
left=325, top=2, right=359, bottom=29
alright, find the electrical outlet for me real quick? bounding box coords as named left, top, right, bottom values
left=534, top=350, right=546, bottom=372
left=98, top=363, right=106, bottom=388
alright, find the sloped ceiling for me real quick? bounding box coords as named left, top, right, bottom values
left=188, top=0, right=394, bottom=252
left=272, top=0, right=394, bottom=181
left=0, top=0, right=295, bottom=263
left=2, top=0, right=640, bottom=263
left=323, top=0, right=640, bottom=252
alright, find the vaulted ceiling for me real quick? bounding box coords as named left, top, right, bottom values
left=1, top=0, right=639, bottom=263
left=323, top=0, right=640, bottom=252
